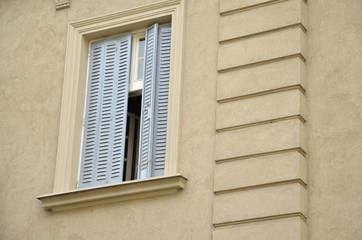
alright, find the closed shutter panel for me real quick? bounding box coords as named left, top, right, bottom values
left=152, top=23, right=171, bottom=177
left=79, top=33, right=131, bottom=188
left=138, top=24, right=158, bottom=179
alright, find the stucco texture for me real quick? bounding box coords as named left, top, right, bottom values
left=307, top=0, right=362, bottom=239
left=1, top=0, right=362, bottom=239
left=0, top=0, right=218, bottom=239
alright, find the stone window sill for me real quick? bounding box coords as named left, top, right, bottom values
left=37, top=174, right=187, bottom=212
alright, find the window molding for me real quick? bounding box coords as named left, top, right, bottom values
left=38, top=174, right=187, bottom=212
left=52, top=0, right=184, bottom=193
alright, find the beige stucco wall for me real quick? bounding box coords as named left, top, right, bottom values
left=1, top=0, right=362, bottom=239
left=0, top=0, right=218, bottom=239
left=307, top=1, right=362, bottom=239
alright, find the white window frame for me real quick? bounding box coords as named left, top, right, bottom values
left=129, top=30, right=146, bottom=93
left=51, top=0, right=184, bottom=193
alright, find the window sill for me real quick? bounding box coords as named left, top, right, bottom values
left=37, top=174, right=187, bottom=212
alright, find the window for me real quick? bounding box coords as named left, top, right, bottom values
left=79, top=23, right=171, bottom=188
left=46, top=0, right=184, bottom=194
left=37, top=1, right=185, bottom=211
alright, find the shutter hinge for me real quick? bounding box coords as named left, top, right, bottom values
left=144, top=103, right=152, bottom=119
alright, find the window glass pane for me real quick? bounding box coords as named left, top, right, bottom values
left=131, top=118, right=139, bottom=180
left=126, top=116, right=130, bottom=136
left=138, top=39, right=145, bottom=58
left=124, top=138, right=128, bottom=158
left=122, top=161, right=127, bottom=181
left=137, top=59, right=144, bottom=80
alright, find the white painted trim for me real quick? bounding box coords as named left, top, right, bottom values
left=71, top=0, right=181, bottom=28
left=39, top=174, right=187, bottom=211
left=130, top=31, right=146, bottom=92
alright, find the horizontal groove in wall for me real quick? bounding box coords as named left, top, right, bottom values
left=217, top=57, right=307, bottom=101
left=220, top=23, right=307, bottom=45
left=213, top=212, right=307, bottom=228
left=216, top=147, right=306, bottom=164
left=216, top=115, right=306, bottom=133
left=220, top=0, right=287, bottom=16
left=218, top=26, right=307, bottom=70
left=218, top=54, right=306, bottom=73
left=216, top=114, right=306, bottom=162
left=214, top=150, right=308, bottom=192
left=218, top=84, right=306, bottom=103
left=213, top=179, right=308, bottom=226
left=214, top=179, right=306, bottom=195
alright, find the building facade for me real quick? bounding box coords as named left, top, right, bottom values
left=1, top=0, right=362, bottom=239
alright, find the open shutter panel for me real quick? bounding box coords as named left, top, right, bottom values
left=138, top=23, right=171, bottom=179
left=138, top=23, right=158, bottom=179
left=152, top=23, right=171, bottom=177
left=79, top=33, right=131, bottom=188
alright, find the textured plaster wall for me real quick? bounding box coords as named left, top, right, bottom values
left=2, top=0, right=362, bottom=239
left=0, top=0, right=218, bottom=239
left=213, top=0, right=308, bottom=238
left=307, top=0, right=362, bottom=239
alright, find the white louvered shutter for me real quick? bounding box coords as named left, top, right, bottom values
left=138, top=23, right=158, bottom=179
left=79, top=33, right=131, bottom=188
left=152, top=23, right=171, bottom=177
left=138, top=23, right=171, bottom=179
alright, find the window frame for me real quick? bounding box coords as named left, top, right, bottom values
left=52, top=0, right=184, bottom=193
left=129, top=30, right=146, bottom=92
